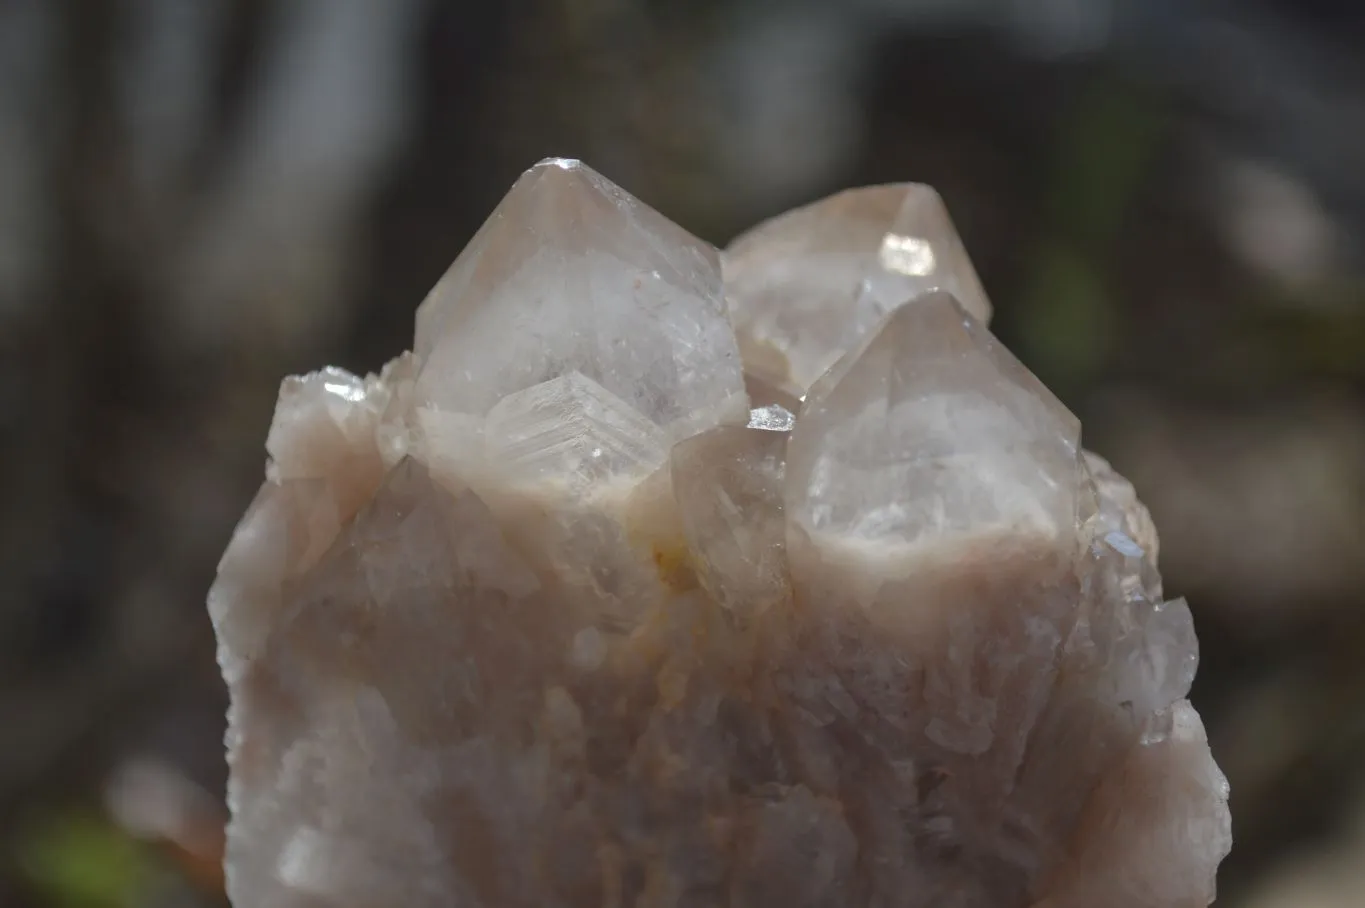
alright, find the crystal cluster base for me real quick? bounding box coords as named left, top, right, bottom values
left=209, top=158, right=1230, bottom=908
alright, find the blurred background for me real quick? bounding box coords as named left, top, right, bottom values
left=2, top=0, right=1364, bottom=905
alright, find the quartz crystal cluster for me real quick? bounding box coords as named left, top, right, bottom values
left=209, top=158, right=1231, bottom=908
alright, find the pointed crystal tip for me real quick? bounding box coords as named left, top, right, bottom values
left=788, top=291, right=1081, bottom=547
left=410, top=153, right=746, bottom=481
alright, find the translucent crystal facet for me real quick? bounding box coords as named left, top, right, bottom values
left=787, top=290, right=1080, bottom=548
left=671, top=424, right=791, bottom=618
left=414, top=158, right=747, bottom=447
left=1084, top=450, right=1160, bottom=565
left=484, top=371, right=667, bottom=492
left=723, top=183, right=992, bottom=393
left=210, top=162, right=1229, bottom=908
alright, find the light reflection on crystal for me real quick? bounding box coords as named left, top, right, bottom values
left=324, top=381, right=368, bottom=403
left=878, top=233, right=936, bottom=275
left=747, top=403, right=795, bottom=432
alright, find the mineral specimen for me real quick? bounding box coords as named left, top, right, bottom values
left=209, top=158, right=1231, bottom=908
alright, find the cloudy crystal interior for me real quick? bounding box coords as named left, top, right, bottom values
left=209, top=158, right=1231, bottom=908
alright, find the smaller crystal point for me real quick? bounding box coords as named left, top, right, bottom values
left=863, top=184, right=990, bottom=322
left=787, top=291, right=1080, bottom=550
left=671, top=424, right=791, bottom=617
left=266, top=367, right=389, bottom=490
left=723, top=184, right=991, bottom=392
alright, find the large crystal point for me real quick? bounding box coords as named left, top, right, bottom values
left=723, top=183, right=991, bottom=394
left=210, top=161, right=1230, bottom=908
left=786, top=290, right=1080, bottom=549
left=414, top=158, right=747, bottom=454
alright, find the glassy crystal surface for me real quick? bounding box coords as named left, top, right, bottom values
left=671, top=424, right=790, bottom=619
left=210, top=161, right=1230, bottom=908
left=414, top=157, right=747, bottom=449
left=484, top=371, right=667, bottom=492
left=723, top=183, right=992, bottom=393
left=787, top=290, right=1080, bottom=549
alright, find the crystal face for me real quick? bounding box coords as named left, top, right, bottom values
left=671, top=423, right=791, bottom=619
left=484, top=371, right=668, bottom=492
left=723, top=183, right=992, bottom=395
left=210, top=159, right=1231, bottom=908
left=787, top=291, right=1081, bottom=547
left=414, top=158, right=748, bottom=448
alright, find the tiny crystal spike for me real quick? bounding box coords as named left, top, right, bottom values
left=671, top=424, right=791, bottom=619
left=862, top=183, right=990, bottom=323
left=413, top=158, right=746, bottom=443
left=787, top=291, right=1080, bottom=546
left=723, top=184, right=992, bottom=394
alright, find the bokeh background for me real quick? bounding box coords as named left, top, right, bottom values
left=3, top=0, right=1364, bottom=905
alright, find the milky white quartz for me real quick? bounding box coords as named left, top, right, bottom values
left=209, top=158, right=1230, bottom=908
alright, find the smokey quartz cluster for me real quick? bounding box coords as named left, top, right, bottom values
left=209, top=158, right=1231, bottom=908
